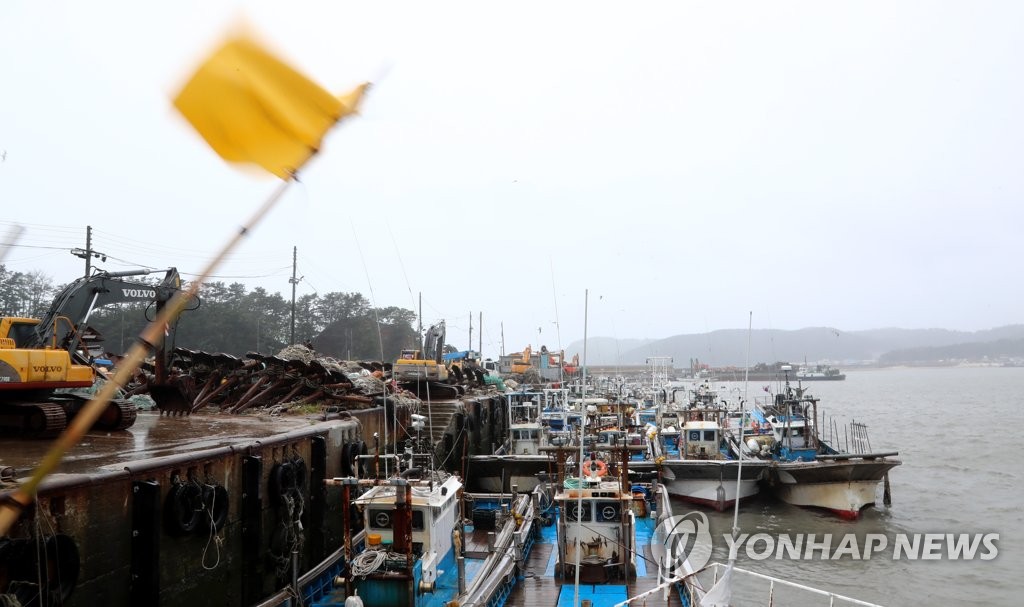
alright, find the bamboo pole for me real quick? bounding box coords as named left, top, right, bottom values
left=0, top=179, right=293, bottom=536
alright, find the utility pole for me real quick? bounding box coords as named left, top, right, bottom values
left=418, top=293, right=423, bottom=351
left=289, top=246, right=300, bottom=345
left=72, top=226, right=106, bottom=277
left=478, top=311, right=482, bottom=356
left=468, top=311, right=472, bottom=353
left=84, top=225, right=92, bottom=276
left=500, top=322, right=505, bottom=357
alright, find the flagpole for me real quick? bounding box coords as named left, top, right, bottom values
left=0, top=179, right=294, bottom=536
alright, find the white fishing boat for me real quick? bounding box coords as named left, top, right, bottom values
left=660, top=418, right=767, bottom=511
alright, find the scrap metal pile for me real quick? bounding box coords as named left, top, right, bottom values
left=132, top=345, right=421, bottom=416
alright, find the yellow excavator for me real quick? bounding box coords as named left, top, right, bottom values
left=393, top=321, right=448, bottom=382
left=0, top=267, right=190, bottom=437
left=510, top=345, right=532, bottom=374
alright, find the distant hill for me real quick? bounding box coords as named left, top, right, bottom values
left=879, top=337, right=1024, bottom=364
left=556, top=337, right=654, bottom=364
left=565, top=325, right=1024, bottom=367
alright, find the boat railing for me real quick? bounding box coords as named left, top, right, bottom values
left=455, top=490, right=538, bottom=607
left=253, top=529, right=368, bottom=607
left=683, top=562, right=887, bottom=607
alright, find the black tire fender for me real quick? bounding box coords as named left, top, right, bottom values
left=340, top=442, right=353, bottom=477
left=291, top=456, right=307, bottom=491
left=347, top=443, right=362, bottom=478
left=355, top=441, right=367, bottom=477
left=165, top=482, right=203, bottom=536
left=269, top=461, right=297, bottom=503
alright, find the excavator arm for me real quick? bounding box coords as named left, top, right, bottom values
left=31, top=268, right=183, bottom=359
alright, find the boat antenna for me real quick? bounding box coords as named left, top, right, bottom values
left=350, top=218, right=392, bottom=476
left=550, top=256, right=564, bottom=386
left=572, top=289, right=589, bottom=607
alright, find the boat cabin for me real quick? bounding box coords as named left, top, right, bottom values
left=354, top=475, right=462, bottom=595
left=766, top=414, right=817, bottom=461
left=681, top=420, right=724, bottom=459
left=555, top=474, right=636, bottom=583
left=510, top=422, right=543, bottom=455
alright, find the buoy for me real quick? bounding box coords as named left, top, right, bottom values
left=582, top=459, right=608, bottom=477
left=345, top=589, right=365, bottom=607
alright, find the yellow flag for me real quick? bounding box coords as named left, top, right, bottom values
left=174, top=35, right=368, bottom=179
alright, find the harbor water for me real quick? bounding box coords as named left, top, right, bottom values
left=684, top=366, right=1023, bottom=605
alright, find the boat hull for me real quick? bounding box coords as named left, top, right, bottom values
left=768, top=458, right=900, bottom=519
left=661, top=460, right=767, bottom=511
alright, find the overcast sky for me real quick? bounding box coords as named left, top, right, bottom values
left=1, top=1, right=1021, bottom=358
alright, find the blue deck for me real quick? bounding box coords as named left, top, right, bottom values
left=556, top=585, right=628, bottom=607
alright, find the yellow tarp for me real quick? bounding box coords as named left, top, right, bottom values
left=174, top=35, right=367, bottom=179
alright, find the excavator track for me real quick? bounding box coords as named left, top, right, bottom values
left=94, top=399, right=138, bottom=431
left=48, top=394, right=139, bottom=432
left=0, top=402, right=68, bottom=438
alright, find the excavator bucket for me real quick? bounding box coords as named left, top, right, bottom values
left=149, top=383, right=193, bottom=416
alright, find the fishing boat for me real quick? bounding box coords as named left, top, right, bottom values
left=501, top=455, right=684, bottom=607
left=465, top=389, right=567, bottom=493
left=669, top=409, right=889, bottom=607
left=254, top=417, right=544, bottom=607
left=750, top=369, right=901, bottom=519
left=659, top=417, right=768, bottom=511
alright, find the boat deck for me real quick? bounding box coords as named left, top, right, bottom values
left=504, top=519, right=684, bottom=607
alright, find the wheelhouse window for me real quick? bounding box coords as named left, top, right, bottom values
left=370, top=508, right=425, bottom=530
left=566, top=503, right=591, bottom=522
left=596, top=501, right=621, bottom=522
left=703, top=430, right=716, bottom=441
left=370, top=509, right=392, bottom=529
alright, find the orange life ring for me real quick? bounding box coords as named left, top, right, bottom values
left=582, top=459, right=608, bottom=477
left=752, top=420, right=761, bottom=433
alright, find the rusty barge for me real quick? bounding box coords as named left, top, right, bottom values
left=0, top=341, right=513, bottom=607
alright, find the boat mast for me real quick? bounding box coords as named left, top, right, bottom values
left=573, top=289, right=589, bottom=607
left=733, top=312, right=752, bottom=543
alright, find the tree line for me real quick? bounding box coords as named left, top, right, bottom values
left=0, top=265, right=420, bottom=361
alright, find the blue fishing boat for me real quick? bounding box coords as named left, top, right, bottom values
left=258, top=469, right=542, bottom=607
left=500, top=447, right=687, bottom=607
left=744, top=368, right=901, bottom=519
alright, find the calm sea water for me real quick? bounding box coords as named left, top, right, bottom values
left=677, top=366, right=1024, bottom=606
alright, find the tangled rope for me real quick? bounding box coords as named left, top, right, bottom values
left=349, top=550, right=389, bottom=577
